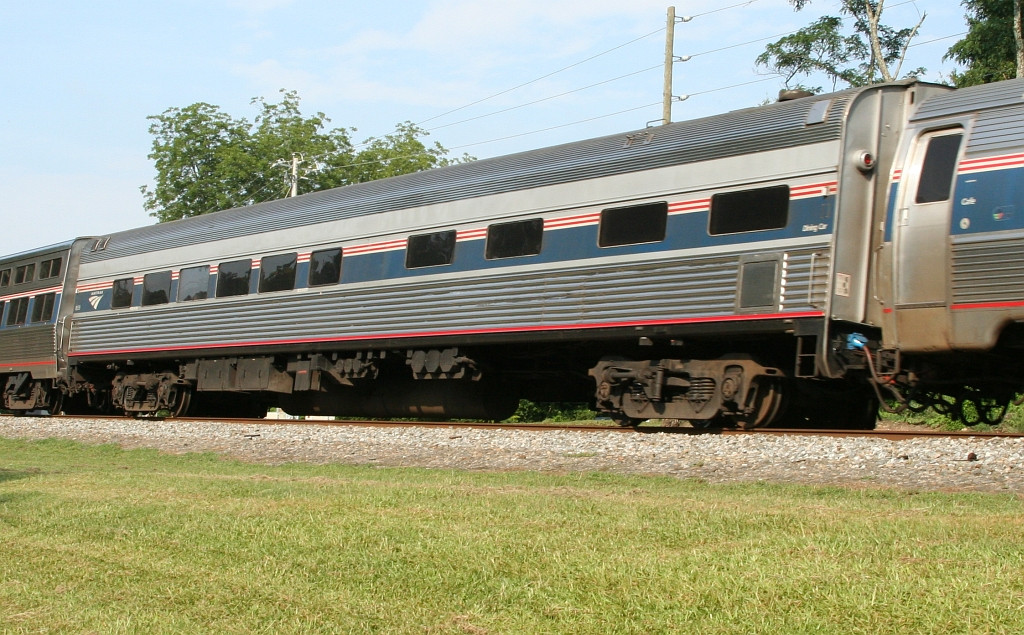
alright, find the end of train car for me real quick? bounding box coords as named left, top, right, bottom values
left=0, top=239, right=91, bottom=413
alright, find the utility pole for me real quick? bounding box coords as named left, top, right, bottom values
left=289, top=153, right=302, bottom=197
left=663, top=6, right=677, bottom=126
left=662, top=6, right=692, bottom=125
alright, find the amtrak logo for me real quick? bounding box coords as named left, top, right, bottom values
left=88, top=294, right=102, bottom=310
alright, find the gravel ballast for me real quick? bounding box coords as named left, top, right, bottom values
left=1, top=416, right=1022, bottom=494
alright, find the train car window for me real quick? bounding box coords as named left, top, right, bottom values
left=39, top=258, right=62, bottom=279
left=486, top=218, right=544, bottom=260
left=708, top=185, right=790, bottom=235
left=111, top=277, right=134, bottom=309
left=31, top=293, right=56, bottom=323
left=0, top=269, right=10, bottom=287
left=406, top=230, right=456, bottom=268
left=916, top=133, right=963, bottom=204
left=0, top=300, right=5, bottom=323
left=259, top=253, right=297, bottom=293
left=7, top=297, right=29, bottom=326
left=178, top=265, right=210, bottom=302
left=216, top=259, right=252, bottom=297
left=598, top=202, right=668, bottom=247
left=308, top=248, right=342, bottom=287
left=14, top=264, right=35, bottom=285
left=142, top=271, right=172, bottom=306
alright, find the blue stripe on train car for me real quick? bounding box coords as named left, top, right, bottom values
left=950, top=166, right=1024, bottom=236
left=344, top=198, right=835, bottom=283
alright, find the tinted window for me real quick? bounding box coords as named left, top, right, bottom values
left=15, top=264, right=35, bottom=284
left=309, top=248, right=342, bottom=287
left=406, top=231, right=456, bottom=268
left=259, top=253, right=297, bottom=293
left=486, top=218, right=544, bottom=260
left=111, top=277, right=134, bottom=309
left=709, top=185, right=790, bottom=235
left=0, top=300, right=5, bottom=324
left=40, top=258, right=62, bottom=279
left=0, top=269, right=10, bottom=287
left=31, top=293, right=56, bottom=323
left=217, top=259, right=252, bottom=297
left=916, top=133, right=963, bottom=204
left=598, top=202, right=668, bottom=247
left=6, top=297, right=29, bottom=326
left=178, top=265, right=210, bottom=302
left=142, top=271, right=172, bottom=306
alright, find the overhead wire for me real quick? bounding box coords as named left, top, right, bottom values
left=361, top=0, right=966, bottom=163
left=213, top=0, right=968, bottom=208
left=446, top=101, right=664, bottom=151
left=415, top=25, right=667, bottom=128
left=426, top=64, right=663, bottom=132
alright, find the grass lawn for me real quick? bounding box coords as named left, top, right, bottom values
left=1, top=437, right=1022, bottom=633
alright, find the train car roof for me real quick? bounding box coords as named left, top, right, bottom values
left=911, top=76, right=1024, bottom=122
left=83, top=81, right=933, bottom=263
left=0, top=239, right=77, bottom=266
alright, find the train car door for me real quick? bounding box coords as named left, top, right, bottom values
left=892, top=127, right=964, bottom=349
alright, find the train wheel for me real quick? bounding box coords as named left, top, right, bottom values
left=728, top=377, right=785, bottom=430
left=171, top=386, right=192, bottom=418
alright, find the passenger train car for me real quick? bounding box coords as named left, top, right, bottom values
left=4, top=77, right=1024, bottom=427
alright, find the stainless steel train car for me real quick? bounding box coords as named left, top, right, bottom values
left=4, top=77, right=1024, bottom=427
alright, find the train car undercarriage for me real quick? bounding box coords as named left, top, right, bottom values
left=4, top=331, right=1023, bottom=431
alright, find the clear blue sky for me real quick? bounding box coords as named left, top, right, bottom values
left=0, top=0, right=966, bottom=256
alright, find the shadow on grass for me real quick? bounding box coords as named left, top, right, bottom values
left=0, top=467, right=40, bottom=484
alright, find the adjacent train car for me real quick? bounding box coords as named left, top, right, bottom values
left=0, top=240, right=89, bottom=412
left=4, top=77, right=1024, bottom=427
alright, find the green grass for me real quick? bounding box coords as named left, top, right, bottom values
left=1, top=438, right=1023, bottom=633
left=880, top=398, right=1024, bottom=432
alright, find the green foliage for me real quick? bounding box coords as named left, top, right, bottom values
left=946, top=0, right=1021, bottom=86
left=757, top=0, right=926, bottom=91
left=882, top=396, right=1024, bottom=432
left=504, top=399, right=597, bottom=423
left=141, top=90, right=471, bottom=222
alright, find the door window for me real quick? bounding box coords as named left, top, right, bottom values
left=915, top=132, right=963, bottom=204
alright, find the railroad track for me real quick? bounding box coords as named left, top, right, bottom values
left=13, top=413, right=1020, bottom=441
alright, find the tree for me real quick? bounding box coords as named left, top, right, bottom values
left=946, top=0, right=1024, bottom=86
left=318, top=122, right=472, bottom=190
left=756, top=0, right=926, bottom=92
left=142, top=91, right=470, bottom=222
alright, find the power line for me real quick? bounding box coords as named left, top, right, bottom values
left=426, top=64, right=663, bottom=132
left=373, top=4, right=968, bottom=162
left=444, top=73, right=785, bottom=153
left=909, top=31, right=967, bottom=48
left=415, top=26, right=666, bottom=128
left=446, top=101, right=663, bottom=151
left=688, top=0, right=763, bottom=19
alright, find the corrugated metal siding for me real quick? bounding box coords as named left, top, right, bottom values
left=912, top=77, right=1024, bottom=122
left=951, top=235, right=1024, bottom=305
left=963, top=105, right=1024, bottom=156
left=786, top=250, right=831, bottom=310
left=71, top=246, right=829, bottom=355
left=0, top=327, right=56, bottom=366
left=83, top=93, right=854, bottom=264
